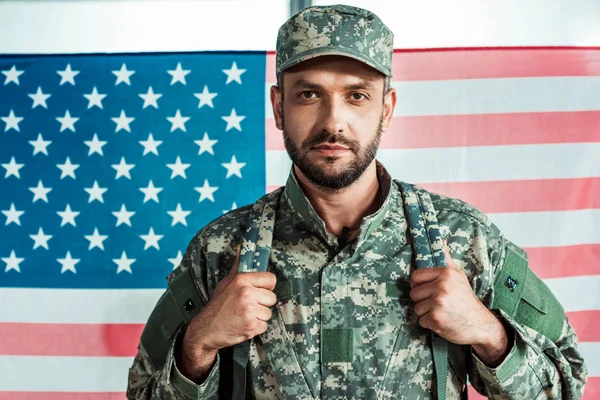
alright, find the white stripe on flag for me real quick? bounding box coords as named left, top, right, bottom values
left=264, top=77, right=600, bottom=118
left=2, top=342, right=599, bottom=392
left=0, top=288, right=163, bottom=324
left=266, top=143, right=600, bottom=186
left=2, top=278, right=600, bottom=324
left=0, top=355, right=133, bottom=392
left=545, top=276, right=600, bottom=313
left=488, top=209, right=600, bottom=248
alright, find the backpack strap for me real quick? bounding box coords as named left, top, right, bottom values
left=231, top=189, right=281, bottom=399
left=397, top=180, right=460, bottom=400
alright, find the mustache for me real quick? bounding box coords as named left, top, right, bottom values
left=303, top=132, right=358, bottom=150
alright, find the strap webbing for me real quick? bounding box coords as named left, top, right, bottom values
left=231, top=191, right=279, bottom=400
left=397, top=181, right=448, bottom=400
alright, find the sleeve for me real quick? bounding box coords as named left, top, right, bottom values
left=125, top=232, right=223, bottom=399
left=126, top=326, right=221, bottom=399
left=467, top=230, right=589, bottom=399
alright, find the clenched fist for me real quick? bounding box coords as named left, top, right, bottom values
left=178, top=246, right=277, bottom=382
left=409, top=243, right=510, bottom=367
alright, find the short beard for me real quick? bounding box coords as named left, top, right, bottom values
left=282, top=113, right=383, bottom=191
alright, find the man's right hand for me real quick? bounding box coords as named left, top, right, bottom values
left=178, top=245, right=277, bottom=382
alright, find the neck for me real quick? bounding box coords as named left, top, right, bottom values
left=293, top=163, right=381, bottom=237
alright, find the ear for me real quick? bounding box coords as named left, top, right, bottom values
left=381, top=87, right=397, bottom=132
left=270, top=85, right=284, bottom=130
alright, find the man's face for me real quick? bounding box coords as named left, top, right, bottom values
left=271, top=56, right=396, bottom=190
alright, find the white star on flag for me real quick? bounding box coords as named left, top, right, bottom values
left=57, top=204, right=80, bottom=227
left=28, top=87, right=51, bottom=109
left=56, top=157, right=80, bottom=179
left=167, top=203, right=191, bottom=226
left=194, top=85, right=218, bottom=108
left=2, top=157, right=24, bottom=178
left=222, top=108, right=246, bottom=132
left=222, top=62, right=246, bottom=84
left=111, top=157, right=135, bottom=180
left=29, top=180, right=52, bottom=203
left=112, top=63, right=135, bottom=86
left=194, top=179, right=218, bottom=203
left=222, top=155, right=246, bottom=178
left=167, top=109, right=190, bottom=132
left=223, top=202, right=238, bottom=214
left=84, top=133, right=107, bottom=156
left=140, top=227, right=163, bottom=250
left=85, top=228, right=108, bottom=250
left=114, top=251, right=135, bottom=274
left=83, top=87, right=107, bottom=109
left=139, top=86, right=162, bottom=109
left=139, top=133, right=162, bottom=156
left=29, top=134, right=51, bottom=156
left=139, top=180, right=163, bottom=203
left=57, top=64, right=79, bottom=86
left=112, top=110, right=135, bottom=133
left=2, top=65, right=24, bottom=85
left=168, top=251, right=183, bottom=270
left=56, top=110, right=79, bottom=132
left=2, top=204, right=24, bottom=226
left=195, top=132, right=218, bottom=155
left=167, top=62, right=190, bottom=85
left=2, top=109, right=23, bottom=132
left=30, top=227, right=52, bottom=250
left=167, top=156, right=191, bottom=179
left=3, top=250, right=24, bottom=273
left=84, top=181, right=107, bottom=203
left=58, top=251, right=79, bottom=274
left=112, top=204, right=135, bottom=227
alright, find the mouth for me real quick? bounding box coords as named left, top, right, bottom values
left=312, top=144, right=351, bottom=156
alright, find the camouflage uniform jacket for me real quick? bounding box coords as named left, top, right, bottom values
left=127, top=163, right=588, bottom=399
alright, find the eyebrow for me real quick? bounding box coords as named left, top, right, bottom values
left=291, top=79, right=377, bottom=91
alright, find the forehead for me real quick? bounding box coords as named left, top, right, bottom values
left=281, top=55, right=385, bottom=88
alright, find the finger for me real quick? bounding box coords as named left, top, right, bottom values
left=238, top=271, right=277, bottom=291
left=228, top=244, right=242, bottom=277
left=442, top=241, right=461, bottom=272
left=409, top=281, right=435, bottom=303
left=254, top=320, right=269, bottom=336
left=413, top=297, right=435, bottom=317
left=255, top=287, right=278, bottom=306
left=255, top=305, right=273, bottom=322
left=410, top=267, right=443, bottom=288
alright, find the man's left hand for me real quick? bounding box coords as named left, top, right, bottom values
left=409, top=243, right=510, bottom=366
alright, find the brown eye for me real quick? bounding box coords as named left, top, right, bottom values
left=300, top=91, right=317, bottom=99
left=351, top=93, right=366, bottom=101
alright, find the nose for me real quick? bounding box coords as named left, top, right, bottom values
left=319, top=96, right=346, bottom=135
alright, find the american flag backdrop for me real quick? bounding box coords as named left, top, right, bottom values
left=0, top=48, right=599, bottom=399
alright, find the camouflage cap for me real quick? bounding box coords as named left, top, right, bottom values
left=276, top=4, right=394, bottom=77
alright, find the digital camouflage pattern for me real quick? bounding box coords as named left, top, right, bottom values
left=126, top=163, right=588, bottom=399
left=275, top=4, right=394, bottom=77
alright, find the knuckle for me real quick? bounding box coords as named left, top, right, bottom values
left=239, top=286, right=253, bottom=300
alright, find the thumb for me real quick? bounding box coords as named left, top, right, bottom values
left=228, top=244, right=242, bottom=277
left=442, top=240, right=460, bottom=271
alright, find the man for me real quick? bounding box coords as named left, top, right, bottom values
left=127, top=5, right=587, bottom=399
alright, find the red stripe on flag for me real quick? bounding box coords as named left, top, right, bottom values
left=419, top=178, right=600, bottom=214
left=266, top=48, right=600, bottom=82
left=0, top=322, right=143, bottom=357
left=393, top=47, right=600, bottom=81
left=525, top=244, right=600, bottom=280
left=266, top=111, right=600, bottom=151
left=0, top=393, right=124, bottom=400
left=567, top=311, right=600, bottom=342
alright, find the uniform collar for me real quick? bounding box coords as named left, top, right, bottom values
left=282, top=161, right=396, bottom=249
